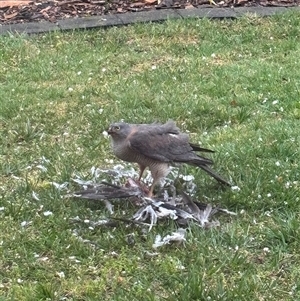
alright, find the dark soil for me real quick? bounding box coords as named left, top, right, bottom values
left=0, top=0, right=299, bottom=25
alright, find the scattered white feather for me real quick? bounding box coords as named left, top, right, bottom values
left=70, top=216, right=81, bottom=222
left=21, top=221, right=28, bottom=227
left=198, top=204, right=213, bottom=226
left=231, top=185, right=241, bottom=192
left=56, top=271, right=65, bottom=278
left=36, top=165, right=47, bottom=172
left=92, top=220, right=111, bottom=227
left=50, top=182, right=68, bottom=190
left=144, top=251, right=159, bottom=257
left=152, top=228, right=186, bottom=249
left=133, top=205, right=157, bottom=231
left=32, top=191, right=40, bottom=201
left=103, top=200, right=114, bottom=214
left=41, top=156, right=50, bottom=164
left=156, top=207, right=178, bottom=220
left=37, top=256, right=49, bottom=262
left=90, top=166, right=103, bottom=179
left=43, top=211, right=53, bottom=216
left=21, top=221, right=32, bottom=227
left=72, top=178, right=94, bottom=186
left=181, top=175, right=195, bottom=182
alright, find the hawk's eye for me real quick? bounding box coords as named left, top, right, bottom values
left=114, top=126, right=120, bottom=131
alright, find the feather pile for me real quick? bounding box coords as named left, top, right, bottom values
left=67, top=165, right=236, bottom=235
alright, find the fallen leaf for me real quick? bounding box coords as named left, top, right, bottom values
left=4, top=12, right=18, bottom=20
left=91, top=0, right=106, bottom=3
left=144, top=0, right=157, bottom=3
left=130, top=2, right=145, bottom=7
left=40, top=6, right=52, bottom=13
left=156, top=0, right=174, bottom=7
left=185, top=3, right=195, bottom=8
left=0, top=1, right=33, bottom=9
left=117, top=7, right=126, bottom=12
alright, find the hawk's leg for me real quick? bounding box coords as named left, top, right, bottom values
left=148, top=163, right=170, bottom=197
left=138, top=164, right=146, bottom=182
left=148, top=182, right=157, bottom=198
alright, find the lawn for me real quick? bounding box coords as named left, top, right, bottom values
left=1, top=11, right=300, bottom=300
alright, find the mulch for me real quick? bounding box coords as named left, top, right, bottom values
left=0, top=0, right=299, bottom=25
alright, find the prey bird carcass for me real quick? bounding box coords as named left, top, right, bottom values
left=71, top=173, right=236, bottom=232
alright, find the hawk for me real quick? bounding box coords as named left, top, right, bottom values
left=107, top=121, right=231, bottom=196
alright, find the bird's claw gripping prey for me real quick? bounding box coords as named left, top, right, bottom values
left=107, top=120, right=231, bottom=196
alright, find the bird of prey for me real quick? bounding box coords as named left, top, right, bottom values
left=107, top=121, right=231, bottom=196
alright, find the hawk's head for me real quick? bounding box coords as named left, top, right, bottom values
left=107, top=122, right=132, bottom=141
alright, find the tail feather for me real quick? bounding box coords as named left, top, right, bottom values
left=198, top=164, right=231, bottom=186
left=190, top=143, right=215, bottom=153
left=189, top=157, right=214, bottom=166
left=188, top=142, right=231, bottom=186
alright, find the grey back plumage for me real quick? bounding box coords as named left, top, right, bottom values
left=108, top=120, right=231, bottom=186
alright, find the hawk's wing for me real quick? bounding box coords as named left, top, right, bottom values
left=128, top=123, right=213, bottom=165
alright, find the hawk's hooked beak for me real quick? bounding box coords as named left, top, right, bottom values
left=107, top=127, right=113, bottom=135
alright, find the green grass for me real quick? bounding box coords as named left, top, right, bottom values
left=1, top=11, right=300, bottom=300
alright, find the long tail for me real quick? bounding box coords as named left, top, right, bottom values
left=190, top=143, right=215, bottom=153
left=198, top=164, right=231, bottom=186
left=188, top=143, right=231, bottom=186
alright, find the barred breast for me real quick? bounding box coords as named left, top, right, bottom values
left=113, top=140, right=168, bottom=171
left=148, top=161, right=170, bottom=182
left=112, top=140, right=151, bottom=165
